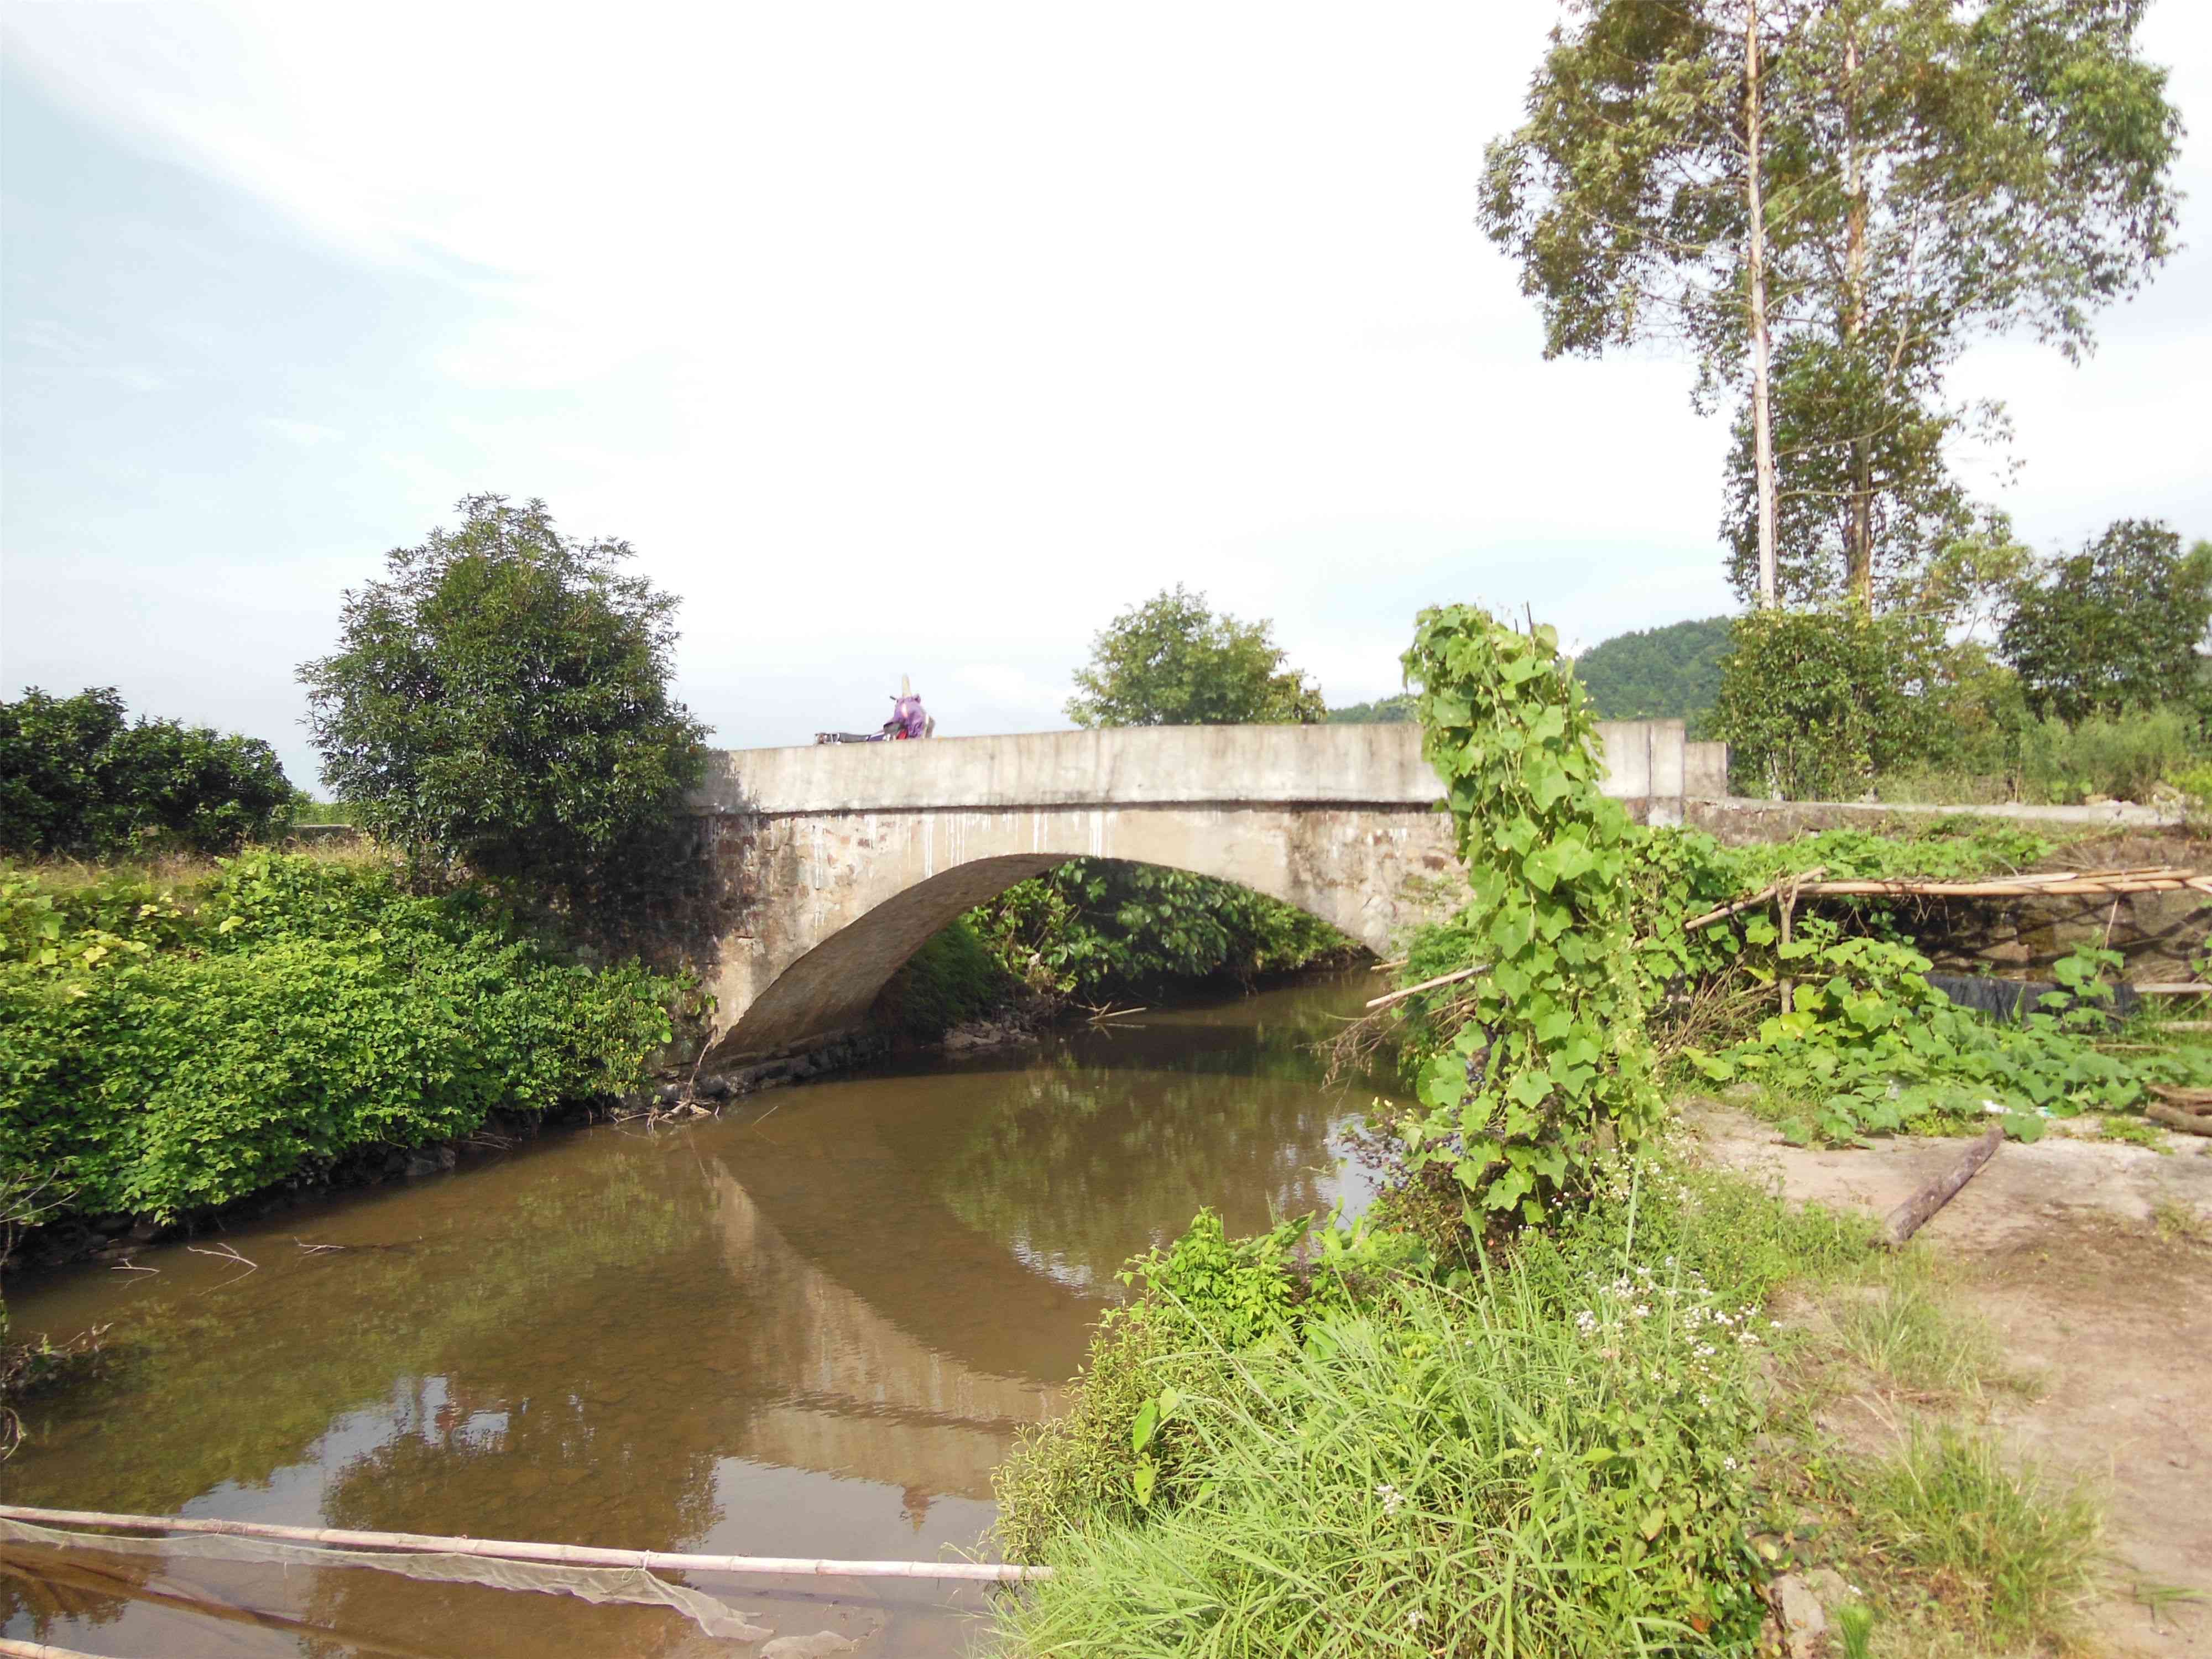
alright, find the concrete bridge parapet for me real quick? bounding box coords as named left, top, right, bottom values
left=686, top=720, right=1715, bottom=1068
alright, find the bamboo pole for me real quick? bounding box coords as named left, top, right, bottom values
left=1, top=1641, right=107, bottom=1659
left=1683, top=868, right=1827, bottom=933
left=1365, top=963, right=1488, bottom=1011
left=0, top=1505, right=1048, bottom=1584
left=1685, top=868, right=2209, bottom=933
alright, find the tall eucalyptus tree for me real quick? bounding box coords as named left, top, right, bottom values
left=1482, top=0, right=2182, bottom=612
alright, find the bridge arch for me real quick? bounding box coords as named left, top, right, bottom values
left=687, top=722, right=1704, bottom=1068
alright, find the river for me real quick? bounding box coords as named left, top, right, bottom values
left=0, top=974, right=1397, bottom=1658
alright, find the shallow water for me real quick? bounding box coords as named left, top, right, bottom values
left=0, top=975, right=1395, bottom=1658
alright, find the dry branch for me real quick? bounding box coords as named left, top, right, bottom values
left=1683, top=866, right=1828, bottom=932
left=1881, top=1124, right=2003, bottom=1248
left=0, top=1504, right=1048, bottom=1584
left=1365, top=963, right=1489, bottom=1011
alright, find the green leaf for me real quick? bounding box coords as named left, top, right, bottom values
left=1131, top=1398, right=1159, bottom=1454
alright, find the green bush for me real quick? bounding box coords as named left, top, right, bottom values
left=871, top=917, right=1018, bottom=1041
left=997, top=1178, right=1801, bottom=1655
left=0, top=854, right=677, bottom=1223
left=2016, top=706, right=2204, bottom=804
left=1394, top=605, right=1662, bottom=1229
left=968, top=860, right=1353, bottom=1003
left=0, top=687, right=299, bottom=857
left=1710, top=608, right=1940, bottom=800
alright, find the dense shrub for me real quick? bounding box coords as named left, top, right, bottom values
left=968, top=860, right=1354, bottom=1003
left=995, top=1170, right=1863, bottom=1654
left=1709, top=608, right=1939, bottom=799
left=0, top=687, right=298, bottom=857
left=0, top=854, right=677, bottom=1223
left=1395, top=606, right=1660, bottom=1228
left=2015, top=707, right=2204, bottom=805
left=870, top=917, right=1018, bottom=1041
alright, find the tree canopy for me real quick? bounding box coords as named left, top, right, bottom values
left=1325, top=695, right=1418, bottom=726
left=1573, top=617, right=1734, bottom=723
left=1482, top=0, right=2182, bottom=612
left=1065, top=586, right=1324, bottom=728
left=0, top=687, right=298, bottom=857
left=2000, top=519, right=2212, bottom=724
left=299, top=495, right=708, bottom=898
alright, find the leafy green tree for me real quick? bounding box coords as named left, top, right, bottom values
left=1066, top=586, right=1324, bottom=727
left=299, top=495, right=709, bottom=898
left=1572, top=618, right=1733, bottom=723
left=1325, top=695, right=1418, bottom=725
left=1709, top=606, right=1944, bottom=797
left=2000, top=519, right=2212, bottom=725
left=1482, top=0, right=2182, bottom=612
left=967, top=588, right=1339, bottom=995
left=0, top=687, right=298, bottom=857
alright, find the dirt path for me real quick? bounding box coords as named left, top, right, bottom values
left=1688, top=1102, right=2212, bottom=1656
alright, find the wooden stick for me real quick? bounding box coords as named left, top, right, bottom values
left=1686, top=868, right=2209, bottom=933
left=1365, top=963, right=1488, bottom=1011
left=1683, top=869, right=1815, bottom=933
left=1, top=1640, right=108, bottom=1659
left=1881, top=1124, right=2004, bottom=1248
left=2135, top=984, right=2212, bottom=996
left=0, top=1505, right=1048, bottom=1584
left=1369, top=958, right=1408, bottom=972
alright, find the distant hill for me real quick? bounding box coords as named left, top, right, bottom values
left=1573, top=616, right=1733, bottom=726
left=1326, top=695, right=1416, bottom=724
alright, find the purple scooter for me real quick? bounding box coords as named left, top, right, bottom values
left=816, top=679, right=932, bottom=744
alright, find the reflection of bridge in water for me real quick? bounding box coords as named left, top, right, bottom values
left=705, top=1157, right=1070, bottom=1504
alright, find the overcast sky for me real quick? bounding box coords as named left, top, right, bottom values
left=4, top=1, right=2208, bottom=789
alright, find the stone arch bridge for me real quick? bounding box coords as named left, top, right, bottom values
left=688, top=721, right=1713, bottom=1070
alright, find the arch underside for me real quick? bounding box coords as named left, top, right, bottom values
left=698, top=803, right=1460, bottom=1068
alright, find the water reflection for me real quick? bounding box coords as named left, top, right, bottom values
left=1, top=975, right=1394, bottom=1657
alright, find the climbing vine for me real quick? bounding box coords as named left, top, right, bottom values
left=1399, top=606, right=1662, bottom=1226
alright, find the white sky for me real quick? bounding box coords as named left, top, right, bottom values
left=3, top=1, right=2208, bottom=787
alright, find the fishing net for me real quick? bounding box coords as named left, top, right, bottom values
left=0, top=1514, right=773, bottom=1642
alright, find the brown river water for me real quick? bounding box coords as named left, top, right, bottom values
left=1, top=975, right=1396, bottom=1658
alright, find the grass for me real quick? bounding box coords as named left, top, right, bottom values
left=1826, top=1256, right=2015, bottom=1401
left=1849, top=1425, right=2104, bottom=1655
left=993, top=1164, right=1879, bottom=1657
left=2153, top=1198, right=2209, bottom=1245
left=998, top=1271, right=1771, bottom=1656
left=992, top=1150, right=2124, bottom=1659
left=18, top=836, right=387, bottom=902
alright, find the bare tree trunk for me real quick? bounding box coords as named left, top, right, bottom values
left=1843, top=22, right=1874, bottom=609
left=1745, top=0, right=1780, bottom=609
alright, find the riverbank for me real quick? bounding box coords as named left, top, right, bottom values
left=989, top=1118, right=2212, bottom=1658
left=0, top=849, right=682, bottom=1269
